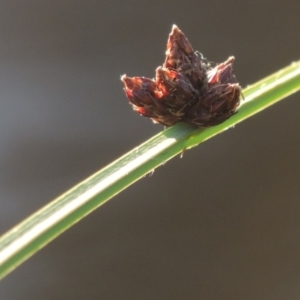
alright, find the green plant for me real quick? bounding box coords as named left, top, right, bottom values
left=0, top=60, right=299, bottom=280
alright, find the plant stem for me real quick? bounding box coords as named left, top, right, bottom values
left=0, top=61, right=300, bottom=280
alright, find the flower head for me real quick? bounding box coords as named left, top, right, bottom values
left=122, top=25, right=241, bottom=127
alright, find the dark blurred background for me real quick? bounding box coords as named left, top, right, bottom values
left=0, top=1, right=299, bottom=299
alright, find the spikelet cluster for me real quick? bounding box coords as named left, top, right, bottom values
left=122, top=25, right=241, bottom=127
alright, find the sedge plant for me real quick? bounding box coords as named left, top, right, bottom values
left=0, top=28, right=299, bottom=280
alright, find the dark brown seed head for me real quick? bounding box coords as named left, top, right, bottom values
left=121, top=74, right=182, bottom=126
left=164, top=25, right=208, bottom=91
left=122, top=25, right=242, bottom=127
left=207, top=56, right=237, bottom=85
left=185, top=83, right=241, bottom=126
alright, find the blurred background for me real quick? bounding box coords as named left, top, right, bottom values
left=0, top=1, right=299, bottom=299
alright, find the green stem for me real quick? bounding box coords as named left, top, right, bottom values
left=0, top=61, right=300, bottom=280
